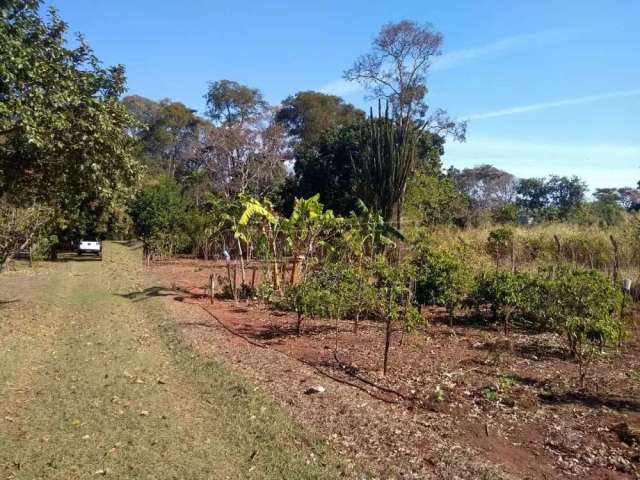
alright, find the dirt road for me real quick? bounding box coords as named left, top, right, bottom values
left=0, top=242, right=350, bottom=480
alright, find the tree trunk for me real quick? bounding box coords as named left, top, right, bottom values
left=232, top=263, right=238, bottom=303
left=236, top=238, right=246, bottom=284
left=383, top=315, right=392, bottom=376
left=290, top=256, right=298, bottom=285
left=296, top=313, right=303, bottom=336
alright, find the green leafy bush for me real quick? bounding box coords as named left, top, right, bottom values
left=131, top=177, right=189, bottom=259
left=284, top=279, right=332, bottom=335
left=546, top=268, right=623, bottom=386
left=470, top=271, right=532, bottom=333
left=371, top=257, right=423, bottom=374
left=414, top=246, right=472, bottom=325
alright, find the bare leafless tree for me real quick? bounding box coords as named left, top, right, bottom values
left=198, top=105, right=286, bottom=199
left=344, top=20, right=466, bottom=139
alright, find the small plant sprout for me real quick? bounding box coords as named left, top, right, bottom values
left=497, top=373, right=515, bottom=393
left=481, top=387, right=498, bottom=402
left=434, top=385, right=445, bottom=403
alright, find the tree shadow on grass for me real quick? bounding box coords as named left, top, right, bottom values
left=115, top=286, right=182, bottom=302
left=54, top=252, right=102, bottom=262
left=116, top=285, right=211, bottom=303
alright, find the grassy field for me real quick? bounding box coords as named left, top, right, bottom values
left=0, top=242, right=352, bottom=480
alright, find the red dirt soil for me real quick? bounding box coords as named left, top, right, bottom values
left=150, top=260, right=640, bottom=480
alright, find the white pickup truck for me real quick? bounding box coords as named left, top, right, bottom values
left=77, top=239, right=102, bottom=257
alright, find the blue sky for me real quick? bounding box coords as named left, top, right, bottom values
left=46, top=0, right=640, bottom=190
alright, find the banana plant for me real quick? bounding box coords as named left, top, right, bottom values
left=344, top=199, right=404, bottom=259
left=281, top=194, right=341, bottom=281
left=235, top=195, right=282, bottom=290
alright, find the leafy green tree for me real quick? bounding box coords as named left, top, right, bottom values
left=516, top=175, right=588, bottom=221
left=404, top=169, right=469, bottom=227
left=131, top=177, right=188, bottom=259
left=284, top=112, right=446, bottom=219
left=471, top=271, right=529, bottom=334
left=371, top=257, right=423, bottom=375
left=0, top=200, right=51, bottom=271
left=545, top=175, right=587, bottom=217
left=287, top=123, right=363, bottom=215
left=0, top=0, right=141, bottom=250
left=275, top=91, right=364, bottom=148
left=205, top=80, right=266, bottom=127
left=589, top=189, right=626, bottom=226
left=122, top=95, right=205, bottom=177
left=284, top=278, right=332, bottom=335
left=516, top=177, right=548, bottom=212
left=493, top=204, right=518, bottom=224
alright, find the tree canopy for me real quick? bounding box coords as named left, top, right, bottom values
left=0, top=0, right=142, bottom=245
left=344, top=20, right=465, bottom=140
left=205, top=79, right=267, bottom=127
left=275, top=90, right=364, bottom=148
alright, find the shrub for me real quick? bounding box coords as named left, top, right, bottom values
left=131, top=177, right=189, bottom=259
left=371, top=258, right=423, bottom=374
left=414, top=246, right=472, bottom=326
left=546, top=268, right=623, bottom=387
left=284, top=279, right=332, bottom=335
left=470, top=271, right=532, bottom=334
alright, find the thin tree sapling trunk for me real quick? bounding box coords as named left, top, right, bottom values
left=383, top=289, right=394, bottom=376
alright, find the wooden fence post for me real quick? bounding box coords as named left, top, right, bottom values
left=232, top=262, right=238, bottom=304
left=610, top=235, right=620, bottom=283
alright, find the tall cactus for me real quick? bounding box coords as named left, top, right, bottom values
left=355, top=101, right=419, bottom=229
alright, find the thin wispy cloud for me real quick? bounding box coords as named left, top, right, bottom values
left=461, top=89, right=640, bottom=120
left=432, top=30, right=564, bottom=72
left=318, top=78, right=362, bottom=97
left=319, top=30, right=563, bottom=97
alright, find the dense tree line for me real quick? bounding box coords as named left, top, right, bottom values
left=2, top=4, right=639, bottom=272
